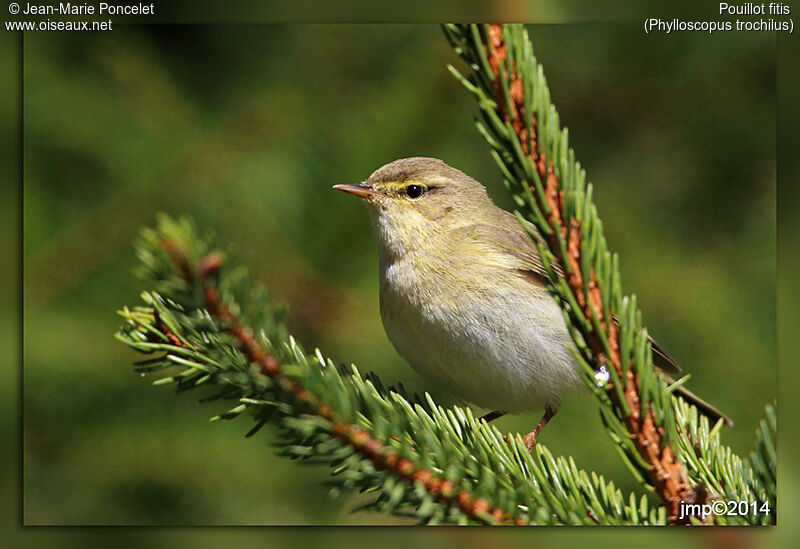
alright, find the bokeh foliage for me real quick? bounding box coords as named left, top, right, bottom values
left=23, top=25, right=775, bottom=524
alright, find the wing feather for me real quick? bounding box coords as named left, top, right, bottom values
left=465, top=211, right=682, bottom=375
left=460, top=209, right=732, bottom=423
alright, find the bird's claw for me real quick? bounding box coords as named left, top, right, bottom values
left=500, top=433, right=537, bottom=452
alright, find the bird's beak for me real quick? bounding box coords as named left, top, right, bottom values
left=333, top=183, right=378, bottom=199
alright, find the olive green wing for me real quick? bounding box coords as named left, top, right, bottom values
left=463, top=211, right=564, bottom=284
left=465, top=210, right=732, bottom=425
left=478, top=211, right=683, bottom=374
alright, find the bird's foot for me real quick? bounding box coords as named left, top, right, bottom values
left=499, top=432, right=537, bottom=451
left=519, top=406, right=558, bottom=452
left=492, top=407, right=557, bottom=452
left=521, top=431, right=537, bottom=451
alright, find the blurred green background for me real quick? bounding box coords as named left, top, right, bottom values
left=23, top=25, right=775, bottom=525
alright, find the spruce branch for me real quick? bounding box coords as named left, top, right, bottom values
left=112, top=26, right=776, bottom=525
left=672, top=399, right=776, bottom=525
left=116, top=215, right=675, bottom=525
left=170, top=242, right=523, bottom=525
left=443, top=23, right=708, bottom=522
left=748, top=403, right=776, bottom=523
left=137, top=217, right=516, bottom=525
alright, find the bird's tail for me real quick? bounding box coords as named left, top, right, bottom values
left=667, top=379, right=733, bottom=427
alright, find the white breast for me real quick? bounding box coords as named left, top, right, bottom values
left=378, top=252, right=586, bottom=413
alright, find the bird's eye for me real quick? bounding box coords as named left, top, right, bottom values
left=405, top=185, right=424, bottom=199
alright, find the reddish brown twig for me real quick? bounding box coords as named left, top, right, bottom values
left=151, top=309, right=194, bottom=349
left=161, top=240, right=526, bottom=526
left=482, top=24, right=704, bottom=523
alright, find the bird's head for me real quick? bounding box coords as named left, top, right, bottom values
left=334, top=157, right=493, bottom=258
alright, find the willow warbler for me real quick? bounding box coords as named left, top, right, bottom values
left=334, top=157, right=730, bottom=448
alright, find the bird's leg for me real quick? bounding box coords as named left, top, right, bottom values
left=480, top=410, right=506, bottom=423
left=521, top=406, right=557, bottom=451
